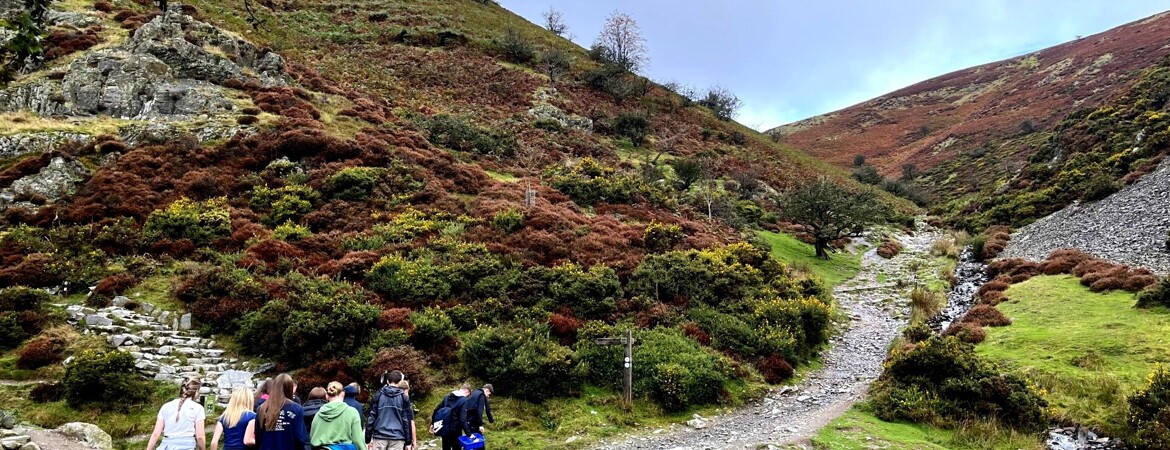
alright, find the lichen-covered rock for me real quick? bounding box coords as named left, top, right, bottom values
left=0, top=132, right=90, bottom=160
left=528, top=103, right=592, bottom=132
left=0, top=10, right=288, bottom=119
left=8, top=156, right=88, bottom=200
left=0, top=0, right=20, bottom=20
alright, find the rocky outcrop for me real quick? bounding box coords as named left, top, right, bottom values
left=1001, top=159, right=1170, bottom=275
left=0, top=156, right=90, bottom=213
left=65, top=298, right=263, bottom=406
left=527, top=87, right=592, bottom=132
left=0, top=132, right=90, bottom=160
left=0, top=7, right=287, bottom=119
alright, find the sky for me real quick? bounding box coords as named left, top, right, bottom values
left=497, top=1, right=1170, bottom=130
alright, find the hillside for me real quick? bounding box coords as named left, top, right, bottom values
left=0, top=0, right=915, bottom=447
left=770, top=10, right=1170, bottom=228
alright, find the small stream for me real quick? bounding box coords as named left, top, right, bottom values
left=927, top=247, right=1124, bottom=450
left=927, top=246, right=987, bottom=331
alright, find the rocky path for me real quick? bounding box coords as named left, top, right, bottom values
left=64, top=297, right=262, bottom=405
left=597, top=229, right=942, bottom=450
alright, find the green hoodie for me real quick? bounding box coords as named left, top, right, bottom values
left=310, top=401, right=368, bottom=450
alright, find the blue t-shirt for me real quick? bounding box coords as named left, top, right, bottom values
left=221, top=411, right=256, bottom=450
left=255, top=401, right=308, bottom=450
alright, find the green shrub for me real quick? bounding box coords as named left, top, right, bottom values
left=852, top=165, right=883, bottom=185
left=326, top=167, right=382, bottom=201
left=343, top=208, right=451, bottom=250
left=643, top=221, right=683, bottom=253
left=491, top=208, right=524, bottom=233
left=0, top=286, right=50, bottom=311
left=496, top=28, right=535, bottom=64
left=696, top=86, right=742, bottom=121
left=409, top=307, right=456, bottom=345
left=1136, top=277, right=1170, bottom=309
left=425, top=114, right=516, bottom=156
left=749, top=297, right=833, bottom=363
left=545, top=158, right=670, bottom=207
left=1128, top=366, right=1170, bottom=449
left=687, top=307, right=761, bottom=357
left=870, top=336, right=1047, bottom=432
left=250, top=185, right=320, bottom=226
left=578, top=327, right=729, bottom=411
left=0, top=314, right=30, bottom=350
left=461, top=326, right=578, bottom=401
left=367, top=255, right=451, bottom=304
left=272, top=221, right=311, bottom=241
left=237, top=280, right=379, bottom=366
left=144, top=197, right=231, bottom=245
left=612, top=112, right=650, bottom=146
left=630, top=243, right=795, bottom=307
left=542, top=263, right=623, bottom=320
left=62, top=351, right=151, bottom=411
left=902, top=322, right=933, bottom=343
left=1080, top=174, right=1121, bottom=202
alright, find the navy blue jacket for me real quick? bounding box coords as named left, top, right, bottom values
left=366, top=385, right=413, bottom=442
left=460, top=389, right=493, bottom=435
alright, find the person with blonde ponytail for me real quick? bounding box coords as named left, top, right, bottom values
left=310, top=382, right=366, bottom=450
left=210, top=388, right=257, bottom=450
left=146, top=378, right=208, bottom=450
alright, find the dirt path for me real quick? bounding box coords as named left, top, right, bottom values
left=597, top=229, right=942, bottom=450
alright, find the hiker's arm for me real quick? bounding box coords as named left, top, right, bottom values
left=243, top=420, right=256, bottom=446
left=209, top=421, right=224, bottom=450
left=485, top=398, right=493, bottom=424
left=145, top=416, right=165, bottom=450
left=195, top=417, right=207, bottom=450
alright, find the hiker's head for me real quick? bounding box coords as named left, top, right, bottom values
left=255, top=379, right=270, bottom=398
left=326, top=381, right=345, bottom=400
left=308, top=387, right=327, bottom=401
left=260, top=373, right=296, bottom=431
left=381, top=370, right=405, bottom=386
left=227, top=387, right=253, bottom=412
left=180, top=377, right=202, bottom=400
left=397, top=379, right=410, bottom=394
left=482, top=383, right=493, bottom=397
left=270, top=373, right=295, bottom=403
left=457, top=383, right=471, bottom=396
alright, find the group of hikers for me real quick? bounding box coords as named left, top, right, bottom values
left=143, top=371, right=495, bottom=450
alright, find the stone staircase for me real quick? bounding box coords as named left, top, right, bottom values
left=63, top=297, right=263, bottom=406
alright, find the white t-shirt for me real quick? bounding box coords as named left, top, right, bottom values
left=158, top=398, right=207, bottom=438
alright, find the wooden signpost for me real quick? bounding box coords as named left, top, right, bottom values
left=594, top=328, right=637, bottom=406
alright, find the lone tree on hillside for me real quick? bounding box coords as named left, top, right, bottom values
left=593, top=11, right=647, bottom=73
left=697, top=86, right=743, bottom=121
left=542, top=7, right=568, bottom=36
left=781, top=179, right=885, bottom=259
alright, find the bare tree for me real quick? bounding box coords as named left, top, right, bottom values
left=593, top=11, right=647, bottom=73
left=542, top=7, right=568, bottom=36
left=697, top=85, right=743, bottom=121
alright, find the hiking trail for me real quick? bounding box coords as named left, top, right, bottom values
left=596, top=228, right=943, bottom=450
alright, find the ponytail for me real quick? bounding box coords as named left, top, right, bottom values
left=175, top=378, right=202, bottom=422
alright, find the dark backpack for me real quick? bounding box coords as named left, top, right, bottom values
left=431, top=397, right=466, bottom=437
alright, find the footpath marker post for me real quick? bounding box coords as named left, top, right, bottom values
left=594, top=328, right=637, bottom=406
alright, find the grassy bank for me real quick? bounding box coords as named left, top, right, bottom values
left=977, top=275, right=1170, bottom=434
left=756, top=230, right=863, bottom=288
left=809, top=407, right=1042, bottom=450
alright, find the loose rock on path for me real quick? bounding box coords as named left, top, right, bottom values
left=596, top=228, right=943, bottom=450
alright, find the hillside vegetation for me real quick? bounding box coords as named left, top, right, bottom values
left=0, top=0, right=915, bottom=446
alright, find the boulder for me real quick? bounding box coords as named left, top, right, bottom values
left=0, top=411, right=12, bottom=429
left=18, top=442, right=40, bottom=450
left=179, top=313, right=192, bottom=331
left=0, top=435, right=28, bottom=450
left=7, top=157, right=89, bottom=201
left=83, top=315, right=113, bottom=328
left=111, top=296, right=132, bottom=308
left=216, top=370, right=254, bottom=391
left=55, top=423, right=113, bottom=450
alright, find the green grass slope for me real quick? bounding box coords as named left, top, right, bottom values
left=978, top=275, right=1170, bottom=434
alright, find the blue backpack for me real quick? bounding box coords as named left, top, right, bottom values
left=430, top=397, right=467, bottom=437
